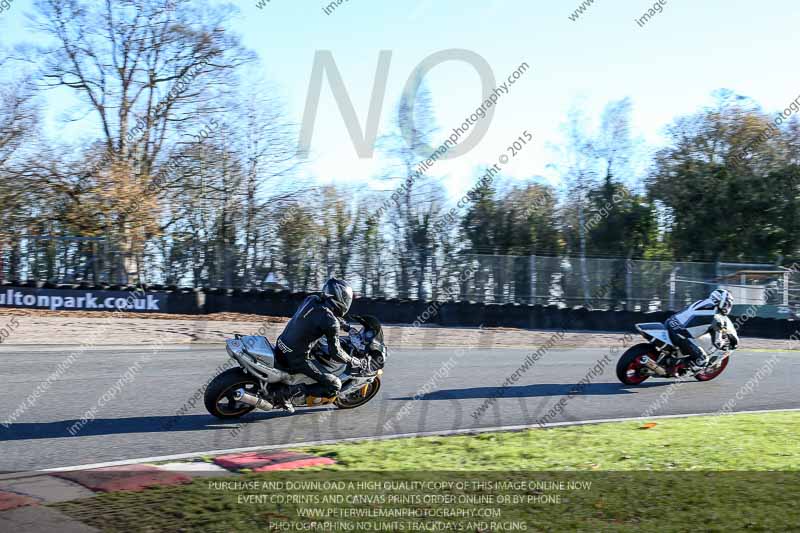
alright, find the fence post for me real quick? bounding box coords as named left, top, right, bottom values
left=625, top=254, right=633, bottom=311
left=783, top=270, right=790, bottom=306
left=529, top=255, right=537, bottom=305
left=196, top=289, right=206, bottom=315
left=669, top=268, right=677, bottom=311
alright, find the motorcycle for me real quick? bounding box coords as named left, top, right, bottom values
left=204, top=315, right=388, bottom=419
left=616, top=313, right=736, bottom=385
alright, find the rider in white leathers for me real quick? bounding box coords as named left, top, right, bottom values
left=665, top=289, right=739, bottom=368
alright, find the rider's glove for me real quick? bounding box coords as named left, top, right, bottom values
left=348, top=357, right=363, bottom=373
left=728, top=335, right=738, bottom=350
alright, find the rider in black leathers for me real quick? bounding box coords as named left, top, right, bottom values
left=273, top=278, right=362, bottom=411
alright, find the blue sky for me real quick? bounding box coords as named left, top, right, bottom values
left=2, top=0, right=799, bottom=199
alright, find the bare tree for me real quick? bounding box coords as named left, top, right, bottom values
left=382, top=79, right=440, bottom=299
left=32, top=0, right=253, bottom=281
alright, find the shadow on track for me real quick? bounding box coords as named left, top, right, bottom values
left=392, top=381, right=676, bottom=401
left=0, top=410, right=318, bottom=441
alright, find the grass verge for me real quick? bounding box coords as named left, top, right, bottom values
left=53, top=412, right=800, bottom=532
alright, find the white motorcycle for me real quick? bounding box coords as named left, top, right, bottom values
left=204, top=315, right=387, bottom=418
left=616, top=313, right=736, bottom=385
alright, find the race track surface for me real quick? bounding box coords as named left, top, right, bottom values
left=0, top=344, right=797, bottom=471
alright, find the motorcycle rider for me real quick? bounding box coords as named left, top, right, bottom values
left=272, top=278, right=362, bottom=412
left=665, top=288, right=739, bottom=369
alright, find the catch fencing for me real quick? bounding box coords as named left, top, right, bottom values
left=2, top=237, right=797, bottom=315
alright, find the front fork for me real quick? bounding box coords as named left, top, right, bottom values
left=704, top=350, right=731, bottom=370
left=336, top=370, right=383, bottom=400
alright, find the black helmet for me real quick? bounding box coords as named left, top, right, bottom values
left=322, top=278, right=353, bottom=317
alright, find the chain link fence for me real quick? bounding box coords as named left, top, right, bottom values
left=2, top=238, right=796, bottom=315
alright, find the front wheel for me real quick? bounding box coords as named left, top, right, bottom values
left=335, top=377, right=381, bottom=409
left=616, top=343, right=659, bottom=385
left=695, top=355, right=730, bottom=381
left=204, top=368, right=260, bottom=419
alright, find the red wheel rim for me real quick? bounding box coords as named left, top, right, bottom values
left=624, top=356, right=650, bottom=384
left=696, top=356, right=729, bottom=381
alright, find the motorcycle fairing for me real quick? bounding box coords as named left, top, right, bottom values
left=240, top=335, right=276, bottom=365
left=635, top=323, right=674, bottom=348
left=227, top=335, right=352, bottom=385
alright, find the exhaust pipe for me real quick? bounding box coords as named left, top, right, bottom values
left=640, top=356, right=668, bottom=376
left=233, top=389, right=273, bottom=411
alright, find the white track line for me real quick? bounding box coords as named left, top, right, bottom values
left=7, top=407, right=791, bottom=476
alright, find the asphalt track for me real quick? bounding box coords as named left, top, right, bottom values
left=1, top=343, right=798, bottom=472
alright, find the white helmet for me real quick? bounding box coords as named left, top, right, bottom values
left=710, top=289, right=733, bottom=315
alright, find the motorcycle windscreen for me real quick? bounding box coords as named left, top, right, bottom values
left=355, top=315, right=388, bottom=366
left=355, top=315, right=384, bottom=344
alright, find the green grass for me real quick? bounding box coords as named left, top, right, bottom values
left=303, top=411, right=800, bottom=471
left=53, top=412, right=800, bottom=532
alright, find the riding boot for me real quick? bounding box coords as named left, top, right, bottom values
left=690, top=349, right=709, bottom=370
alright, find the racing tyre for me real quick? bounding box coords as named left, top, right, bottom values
left=616, top=343, right=659, bottom=385
left=336, top=377, right=381, bottom=409
left=694, top=356, right=730, bottom=382
left=204, top=368, right=260, bottom=419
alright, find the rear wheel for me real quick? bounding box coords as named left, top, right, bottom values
left=204, top=368, right=260, bottom=419
left=335, top=377, right=381, bottom=409
left=695, top=355, right=730, bottom=381
left=616, top=343, right=659, bottom=385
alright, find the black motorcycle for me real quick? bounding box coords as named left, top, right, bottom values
left=204, top=315, right=387, bottom=418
